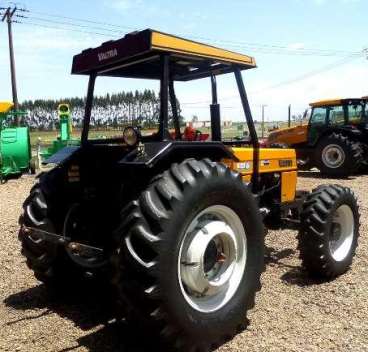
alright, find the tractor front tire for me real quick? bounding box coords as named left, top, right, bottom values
left=316, top=133, right=362, bottom=177
left=112, top=159, right=265, bottom=351
left=298, top=185, right=359, bottom=279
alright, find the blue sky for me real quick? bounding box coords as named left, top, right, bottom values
left=1, top=0, right=368, bottom=121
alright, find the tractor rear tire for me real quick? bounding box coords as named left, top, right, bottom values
left=19, top=184, right=105, bottom=288
left=316, top=133, right=362, bottom=177
left=19, top=185, right=66, bottom=285
left=112, top=159, right=265, bottom=351
left=298, top=185, right=359, bottom=279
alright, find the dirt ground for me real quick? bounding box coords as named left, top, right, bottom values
left=0, top=172, right=367, bottom=352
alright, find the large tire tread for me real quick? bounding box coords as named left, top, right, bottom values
left=317, top=133, right=363, bottom=176
left=112, top=159, right=264, bottom=351
left=298, top=184, right=359, bottom=279
left=18, top=185, right=61, bottom=284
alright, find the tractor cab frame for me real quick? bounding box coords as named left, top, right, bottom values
left=308, top=98, right=368, bottom=146
left=70, top=29, right=262, bottom=189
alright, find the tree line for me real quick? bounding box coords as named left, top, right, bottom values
left=19, top=90, right=183, bottom=130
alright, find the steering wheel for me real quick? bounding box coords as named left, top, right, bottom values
left=195, top=130, right=202, bottom=141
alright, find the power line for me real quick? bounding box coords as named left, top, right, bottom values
left=250, top=54, right=361, bottom=94
left=4, top=6, right=367, bottom=106
left=23, top=17, right=356, bottom=59
left=21, top=13, right=363, bottom=58
left=29, top=9, right=138, bottom=31
left=18, top=21, right=114, bottom=37
left=184, top=34, right=362, bottom=57
left=27, top=16, right=126, bottom=34
left=181, top=54, right=364, bottom=106
left=22, top=9, right=364, bottom=58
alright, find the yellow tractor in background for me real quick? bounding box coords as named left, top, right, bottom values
left=268, top=97, right=368, bottom=176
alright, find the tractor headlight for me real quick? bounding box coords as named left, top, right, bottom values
left=123, top=126, right=140, bottom=146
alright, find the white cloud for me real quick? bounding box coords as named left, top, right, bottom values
left=0, top=24, right=102, bottom=101
left=180, top=59, right=368, bottom=122
left=110, top=0, right=143, bottom=11
left=312, top=0, right=360, bottom=5
left=10, top=25, right=101, bottom=52
left=287, top=42, right=305, bottom=50
left=248, top=60, right=368, bottom=120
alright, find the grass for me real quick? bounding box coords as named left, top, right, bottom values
left=30, top=129, right=127, bottom=148
left=30, top=121, right=306, bottom=148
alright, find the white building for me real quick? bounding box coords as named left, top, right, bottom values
left=186, top=120, right=232, bottom=128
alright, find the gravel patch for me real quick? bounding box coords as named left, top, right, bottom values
left=0, top=172, right=367, bottom=351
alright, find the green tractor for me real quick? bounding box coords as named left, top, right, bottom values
left=0, top=101, right=36, bottom=181
left=40, top=103, right=80, bottom=161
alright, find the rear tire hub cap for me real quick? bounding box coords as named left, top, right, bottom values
left=178, top=205, right=247, bottom=313
left=322, top=144, right=345, bottom=168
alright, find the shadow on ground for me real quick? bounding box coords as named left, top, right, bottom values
left=3, top=282, right=164, bottom=352
left=265, top=246, right=326, bottom=287
left=297, top=170, right=358, bottom=180
left=3, top=249, right=327, bottom=351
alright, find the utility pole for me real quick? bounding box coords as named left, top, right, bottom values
left=1, top=6, right=24, bottom=124
left=261, top=104, right=267, bottom=138
left=288, top=104, right=291, bottom=127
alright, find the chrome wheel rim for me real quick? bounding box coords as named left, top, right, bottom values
left=322, top=144, right=345, bottom=169
left=329, top=205, right=354, bottom=262
left=178, top=205, right=247, bottom=313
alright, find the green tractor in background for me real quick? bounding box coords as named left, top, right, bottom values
left=40, top=103, right=80, bottom=161
left=0, top=101, right=36, bottom=182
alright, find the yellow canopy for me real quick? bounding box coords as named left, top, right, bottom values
left=0, top=101, right=14, bottom=114
left=72, top=29, right=256, bottom=80
left=310, top=99, right=345, bottom=107
left=150, top=31, right=256, bottom=67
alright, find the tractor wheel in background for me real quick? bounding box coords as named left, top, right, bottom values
left=19, top=184, right=108, bottom=288
left=298, top=185, right=359, bottom=279
left=112, top=159, right=265, bottom=351
left=316, top=133, right=363, bottom=177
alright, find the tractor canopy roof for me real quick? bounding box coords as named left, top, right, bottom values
left=71, top=29, right=256, bottom=81
left=310, top=98, right=367, bottom=107
left=0, top=101, right=14, bottom=114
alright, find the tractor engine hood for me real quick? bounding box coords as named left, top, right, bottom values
left=267, top=124, right=308, bottom=147
left=42, top=146, right=81, bottom=165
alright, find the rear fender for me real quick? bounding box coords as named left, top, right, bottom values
left=119, top=141, right=238, bottom=171
left=313, top=127, right=362, bottom=146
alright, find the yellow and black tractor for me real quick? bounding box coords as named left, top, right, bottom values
left=18, top=30, right=360, bottom=351
left=268, top=98, right=368, bottom=176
